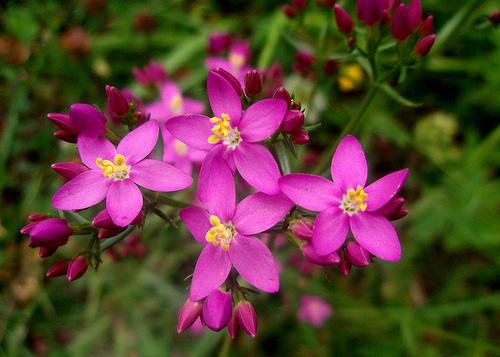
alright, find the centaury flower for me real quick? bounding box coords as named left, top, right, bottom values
left=51, top=120, right=193, bottom=227
left=166, top=71, right=287, bottom=198
left=206, top=40, right=251, bottom=85
left=180, top=157, right=292, bottom=301
left=279, top=135, right=408, bottom=261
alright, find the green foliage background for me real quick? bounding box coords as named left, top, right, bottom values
left=0, top=0, right=499, bottom=356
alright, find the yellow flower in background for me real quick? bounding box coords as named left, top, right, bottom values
left=338, top=64, right=364, bottom=92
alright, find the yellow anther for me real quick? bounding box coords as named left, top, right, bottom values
left=170, top=95, right=183, bottom=114
left=346, top=185, right=368, bottom=212
left=208, top=113, right=234, bottom=145
left=96, top=154, right=129, bottom=180
left=174, top=140, right=188, bottom=156
left=338, top=64, right=364, bottom=93
left=205, top=215, right=236, bottom=251
left=209, top=215, right=221, bottom=226
left=229, top=53, right=245, bottom=68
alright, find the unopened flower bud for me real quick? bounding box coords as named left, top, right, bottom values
left=39, top=246, right=57, bottom=258
left=203, top=290, right=232, bottom=332
left=282, top=110, right=305, bottom=133
left=301, top=243, right=340, bottom=265
left=98, top=227, right=126, bottom=239
left=316, top=0, right=335, bottom=8
left=47, top=113, right=78, bottom=135
left=414, top=34, right=436, bottom=57
left=53, top=130, right=77, bottom=143
left=293, top=0, right=309, bottom=12
left=67, top=256, right=88, bottom=281
left=334, top=5, right=354, bottom=34
left=408, top=0, right=422, bottom=31
left=46, top=261, right=69, bottom=278
left=337, top=254, right=351, bottom=276
left=236, top=301, right=257, bottom=338
left=28, top=213, right=47, bottom=222
left=273, top=87, right=292, bottom=105
left=51, top=162, right=88, bottom=181
left=177, top=298, right=203, bottom=333
left=346, top=241, right=371, bottom=267
left=227, top=313, right=239, bottom=339
left=208, top=32, right=231, bottom=55
left=420, top=15, right=433, bottom=36
left=244, top=70, right=263, bottom=98
left=283, top=4, right=297, bottom=19
left=291, top=219, right=313, bottom=241
left=106, top=85, right=129, bottom=117
left=291, top=129, right=310, bottom=145
left=378, top=196, right=408, bottom=221
left=356, top=0, right=384, bottom=26
left=212, top=68, right=243, bottom=96
left=27, top=218, right=73, bottom=248
left=391, top=4, right=412, bottom=41
left=488, top=11, right=500, bottom=25
left=69, top=103, right=107, bottom=138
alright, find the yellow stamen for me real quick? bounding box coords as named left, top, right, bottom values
left=338, top=64, right=364, bottom=92
left=345, top=185, right=368, bottom=212
left=205, top=215, right=236, bottom=251
left=229, top=53, right=245, bottom=68
left=170, top=95, right=183, bottom=114
left=174, top=140, right=188, bottom=156
left=208, top=113, right=237, bottom=145
left=96, top=154, right=129, bottom=180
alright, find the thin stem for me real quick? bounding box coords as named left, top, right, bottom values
left=144, top=191, right=190, bottom=208
left=99, top=226, right=135, bottom=253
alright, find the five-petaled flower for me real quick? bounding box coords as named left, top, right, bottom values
left=279, top=135, right=409, bottom=261
left=166, top=71, right=288, bottom=199
left=51, top=120, right=193, bottom=227
left=180, top=157, right=292, bottom=301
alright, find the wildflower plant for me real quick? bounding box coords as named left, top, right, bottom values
left=21, top=0, right=450, bottom=345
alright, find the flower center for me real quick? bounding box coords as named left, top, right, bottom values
left=96, top=154, right=130, bottom=181
left=229, top=53, right=245, bottom=69
left=208, top=113, right=242, bottom=149
left=205, top=215, right=237, bottom=251
left=170, top=94, right=183, bottom=115
left=340, top=185, right=368, bottom=216
left=174, top=139, right=188, bottom=156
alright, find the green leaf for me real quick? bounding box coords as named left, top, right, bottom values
left=377, top=83, right=421, bottom=108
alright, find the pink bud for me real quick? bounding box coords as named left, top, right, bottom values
left=29, top=218, right=73, bottom=248
left=20, top=221, right=39, bottom=235
left=273, top=87, right=292, bottom=105
left=177, top=298, right=203, bottom=333
left=488, top=11, right=500, bottom=25
left=202, top=290, right=232, bottom=332
left=47, top=113, right=78, bottom=135
left=356, top=0, right=384, bottom=26
left=244, top=70, right=263, bottom=98
left=53, top=130, right=77, bottom=143
left=69, top=103, right=106, bottom=138
left=98, top=227, right=126, bottom=239
left=283, top=4, right=297, bottom=18
left=236, top=301, right=257, bottom=338
left=146, top=61, right=167, bottom=84
left=208, top=32, right=231, bottom=55
left=337, top=254, right=352, bottom=276
left=106, top=85, right=129, bottom=117
left=414, top=34, right=436, bottom=57
left=291, top=129, right=310, bottom=145
left=420, top=15, right=434, bottom=36
left=316, top=0, right=335, bottom=8
left=51, top=162, right=88, bottom=181
left=408, top=0, right=422, bottom=31
left=39, top=246, right=57, bottom=258
left=378, top=196, right=408, bottom=221
left=301, top=243, right=341, bottom=266
left=293, top=0, right=309, bottom=12
left=384, top=0, right=400, bottom=13
left=227, top=313, right=239, bottom=339
left=46, top=261, right=69, bottom=278
left=346, top=241, right=371, bottom=267
left=281, top=110, right=305, bottom=133
left=212, top=68, right=242, bottom=96
left=334, top=5, right=354, bottom=34
left=28, top=213, right=47, bottom=222
left=391, top=4, right=412, bottom=41
left=67, top=256, right=88, bottom=281
left=93, top=209, right=143, bottom=230
left=292, top=219, right=313, bottom=241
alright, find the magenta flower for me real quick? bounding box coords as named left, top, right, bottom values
left=206, top=40, right=252, bottom=85
left=180, top=157, right=292, bottom=301
left=279, top=135, right=408, bottom=261
left=145, top=80, right=206, bottom=175
left=51, top=120, right=193, bottom=227
left=166, top=71, right=287, bottom=197
left=297, top=295, right=333, bottom=328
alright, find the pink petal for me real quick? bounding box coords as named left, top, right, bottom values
left=350, top=212, right=401, bottom=262
left=51, top=170, right=110, bottom=210
left=365, top=169, right=409, bottom=211
left=145, top=101, right=168, bottom=122
left=229, top=235, right=279, bottom=293
left=190, top=244, right=231, bottom=301
left=205, top=58, right=232, bottom=72
left=77, top=136, right=116, bottom=170
left=312, top=207, right=349, bottom=256
left=183, top=98, right=205, bottom=114
left=233, top=142, right=281, bottom=195
left=331, top=135, right=367, bottom=190
left=204, top=156, right=235, bottom=222
left=179, top=207, right=211, bottom=244
left=278, top=174, right=341, bottom=212
left=197, top=145, right=233, bottom=202
left=233, top=192, right=293, bottom=235
left=238, top=99, right=287, bottom=142
left=130, top=159, right=192, bottom=192
left=106, top=179, right=143, bottom=227
left=165, top=114, right=214, bottom=151
left=160, top=81, right=181, bottom=105
left=207, top=71, right=242, bottom=124
left=117, top=120, right=159, bottom=165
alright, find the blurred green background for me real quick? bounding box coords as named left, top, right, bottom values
left=1, top=0, right=499, bottom=356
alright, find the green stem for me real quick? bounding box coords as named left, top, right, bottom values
left=314, top=85, right=378, bottom=175
left=144, top=191, right=190, bottom=208
left=99, top=226, right=135, bottom=253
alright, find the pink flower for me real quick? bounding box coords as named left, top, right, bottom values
left=166, top=71, right=287, bottom=198
left=145, top=80, right=206, bottom=175
left=279, top=135, right=409, bottom=261
left=180, top=157, right=292, bottom=301
left=51, top=120, right=193, bottom=227
left=297, top=295, right=333, bottom=328
left=206, top=40, right=252, bottom=85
